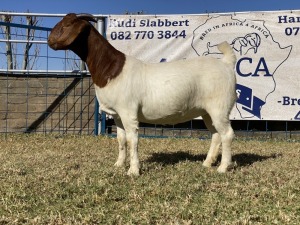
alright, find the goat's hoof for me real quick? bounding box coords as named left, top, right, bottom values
left=217, top=164, right=229, bottom=173
left=202, top=160, right=212, bottom=168
left=114, top=161, right=125, bottom=168
left=127, top=167, right=140, bottom=176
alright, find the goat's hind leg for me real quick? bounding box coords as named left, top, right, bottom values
left=202, top=114, right=221, bottom=168
left=210, top=115, right=234, bottom=173
left=217, top=125, right=234, bottom=173
left=114, top=118, right=127, bottom=167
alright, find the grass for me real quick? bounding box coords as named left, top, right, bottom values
left=0, top=134, right=299, bottom=224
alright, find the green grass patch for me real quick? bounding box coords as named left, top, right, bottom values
left=0, top=134, right=299, bottom=224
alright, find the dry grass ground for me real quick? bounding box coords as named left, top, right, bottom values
left=0, top=134, right=299, bottom=224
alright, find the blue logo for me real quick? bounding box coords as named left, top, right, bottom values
left=236, top=84, right=265, bottom=119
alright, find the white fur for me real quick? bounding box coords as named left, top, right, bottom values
left=95, top=41, right=237, bottom=176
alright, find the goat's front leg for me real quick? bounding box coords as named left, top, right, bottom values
left=123, top=118, right=140, bottom=176
left=114, top=117, right=127, bottom=167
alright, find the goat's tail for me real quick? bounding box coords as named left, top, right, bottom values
left=217, top=41, right=236, bottom=69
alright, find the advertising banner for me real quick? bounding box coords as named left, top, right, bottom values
left=106, top=11, right=300, bottom=121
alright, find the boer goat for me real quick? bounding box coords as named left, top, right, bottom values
left=48, top=13, right=237, bottom=176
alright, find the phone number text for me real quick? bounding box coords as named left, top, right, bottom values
left=110, top=30, right=187, bottom=40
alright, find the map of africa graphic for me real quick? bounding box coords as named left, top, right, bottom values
left=191, top=14, right=292, bottom=119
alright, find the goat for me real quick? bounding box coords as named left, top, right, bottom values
left=48, top=13, right=237, bottom=176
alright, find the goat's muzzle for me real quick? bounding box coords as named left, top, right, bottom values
left=48, top=40, right=55, bottom=50
left=48, top=36, right=61, bottom=50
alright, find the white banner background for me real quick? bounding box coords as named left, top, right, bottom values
left=106, top=11, right=300, bottom=121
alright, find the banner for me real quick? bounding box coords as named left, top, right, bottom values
left=106, top=11, right=300, bottom=121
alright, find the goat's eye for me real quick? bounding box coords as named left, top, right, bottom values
left=61, top=26, right=69, bottom=31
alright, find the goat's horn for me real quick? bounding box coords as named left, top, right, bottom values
left=76, top=13, right=97, bottom=23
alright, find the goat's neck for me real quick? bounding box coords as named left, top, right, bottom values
left=83, top=28, right=126, bottom=88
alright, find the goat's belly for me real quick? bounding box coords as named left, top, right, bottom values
left=138, top=108, right=206, bottom=125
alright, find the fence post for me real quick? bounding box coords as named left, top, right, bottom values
left=95, top=17, right=107, bottom=135
left=94, top=98, right=99, bottom=135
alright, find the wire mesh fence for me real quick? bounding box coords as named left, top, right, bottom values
left=0, top=72, right=96, bottom=134
left=103, top=119, right=300, bottom=140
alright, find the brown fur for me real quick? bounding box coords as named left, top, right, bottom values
left=48, top=13, right=126, bottom=88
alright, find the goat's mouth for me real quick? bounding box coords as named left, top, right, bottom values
left=48, top=38, right=57, bottom=50
left=48, top=39, right=65, bottom=51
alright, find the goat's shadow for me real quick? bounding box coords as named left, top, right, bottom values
left=146, top=151, right=206, bottom=166
left=146, top=151, right=281, bottom=168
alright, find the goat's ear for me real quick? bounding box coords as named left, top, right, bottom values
left=62, top=21, right=88, bottom=46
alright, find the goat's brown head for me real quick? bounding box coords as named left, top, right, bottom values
left=48, top=13, right=97, bottom=50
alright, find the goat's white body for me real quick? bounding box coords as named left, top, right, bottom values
left=95, top=43, right=236, bottom=175
left=95, top=56, right=235, bottom=124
